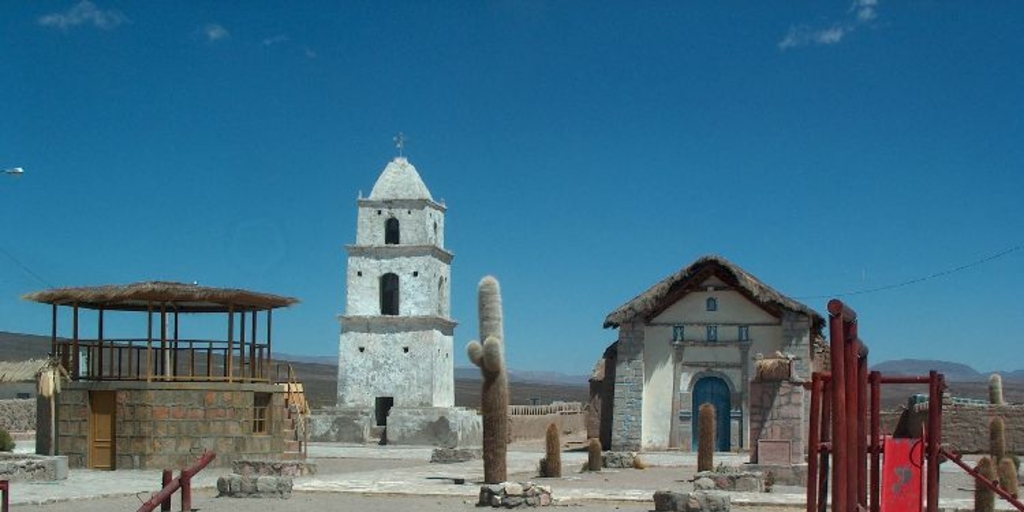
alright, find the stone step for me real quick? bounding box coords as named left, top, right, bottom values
left=280, top=451, right=306, bottom=461
left=284, top=439, right=302, bottom=452
left=283, top=428, right=296, bottom=439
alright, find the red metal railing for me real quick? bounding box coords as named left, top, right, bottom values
left=136, top=451, right=216, bottom=512
left=808, top=299, right=946, bottom=512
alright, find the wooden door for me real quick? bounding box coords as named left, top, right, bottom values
left=89, top=391, right=116, bottom=469
left=691, top=377, right=731, bottom=452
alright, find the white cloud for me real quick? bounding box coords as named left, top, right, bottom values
left=779, top=0, right=879, bottom=50
left=262, top=35, right=289, bottom=46
left=854, top=0, right=878, bottom=22
left=38, top=1, right=127, bottom=30
left=203, top=23, right=230, bottom=42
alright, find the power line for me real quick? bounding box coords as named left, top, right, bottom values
left=0, top=245, right=53, bottom=288
left=796, top=242, right=1024, bottom=300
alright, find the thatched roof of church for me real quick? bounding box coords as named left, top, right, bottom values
left=23, top=281, right=298, bottom=313
left=603, top=255, right=824, bottom=330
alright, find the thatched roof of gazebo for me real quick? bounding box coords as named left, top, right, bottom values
left=23, top=281, right=299, bottom=313
left=603, top=255, right=824, bottom=330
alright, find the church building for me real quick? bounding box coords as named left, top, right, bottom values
left=593, top=255, right=825, bottom=458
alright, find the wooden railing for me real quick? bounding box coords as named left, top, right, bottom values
left=508, top=402, right=584, bottom=416
left=56, top=338, right=271, bottom=383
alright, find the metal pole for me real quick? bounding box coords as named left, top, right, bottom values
left=926, top=372, right=942, bottom=512
left=869, top=371, right=881, bottom=512
left=807, top=373, right=822, bottom=512
left=828, top=299, right=849, bottom=512
left=857, top=342, right=868, bottom=509
left=160, top=470, right=172, bottom=512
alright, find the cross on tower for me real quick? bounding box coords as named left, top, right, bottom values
left=393, top=132, right=406, bottom=157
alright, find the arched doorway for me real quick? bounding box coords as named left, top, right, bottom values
left=692, top=376, right=731, bottom=451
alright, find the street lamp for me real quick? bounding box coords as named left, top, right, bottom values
left=3, top=167, right=24, bottom=176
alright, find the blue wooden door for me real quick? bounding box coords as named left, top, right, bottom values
left=692, top=377, right=731, bottom=452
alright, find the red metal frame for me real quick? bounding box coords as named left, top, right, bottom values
left=136, top=451, right=216, bottom=512
left=0, top=479, right=9, bottom=512
left=808, top=299, right=947, bottom=512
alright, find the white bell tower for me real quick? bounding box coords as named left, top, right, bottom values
left=337, top=156, right=456, bottom=420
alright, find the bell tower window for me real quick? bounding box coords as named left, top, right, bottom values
left=385, top=218, right=400, bottom=245
left=380, top=273, right=400, bottom=315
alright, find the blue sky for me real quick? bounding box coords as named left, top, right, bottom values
left=1, top=1, right=1021, bottom=376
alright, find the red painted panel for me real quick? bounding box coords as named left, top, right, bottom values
left=881, top=436, right=923, bottom=512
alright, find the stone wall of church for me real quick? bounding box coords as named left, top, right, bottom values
left=337, top=329, right=453, bottom=408
left=611, top=322, right=644, bottom=451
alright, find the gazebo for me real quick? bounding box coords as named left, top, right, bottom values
left=24, top=281, right=301, bottom=470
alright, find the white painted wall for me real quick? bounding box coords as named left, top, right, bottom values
left=638, top=276, right=799, bottom=450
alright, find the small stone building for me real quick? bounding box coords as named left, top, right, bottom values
left=23, top=282, right=302, bottom=470
left=594, top=255, right=825, bottom=457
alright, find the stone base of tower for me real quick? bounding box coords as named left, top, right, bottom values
left=306, top=406, right=481, bottom=448
left=386, top=406, right=481, bottom=448
left=307, top=407, right=375, bottom=443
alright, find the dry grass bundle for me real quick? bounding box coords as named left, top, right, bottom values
left=756, top=358, right=793, bottom=381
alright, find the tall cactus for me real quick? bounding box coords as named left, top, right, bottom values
left=698, top=403, right=716, bottom=472
left=990, top=374, right=1005, bottom=405
left=541, top=422, right=562, bottom=478
left=467, top=276, right=509, bottom=484
left=990, top=416, right=1006, bottom=461
left=976, top=456, right=996, bottom=512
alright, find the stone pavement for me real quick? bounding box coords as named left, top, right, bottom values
left=3, top=442, right=1014, bottom=511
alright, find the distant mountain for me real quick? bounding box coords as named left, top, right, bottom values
left=871, top=359, right=987, bottom=382
left=273, top=352, right=337, bottom=365
left=455, top=366, right=588, bottom=386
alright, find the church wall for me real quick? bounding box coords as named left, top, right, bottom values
left=611, top=322, right=644, bottom=451
left=641, top=325, right=673, bottom=449
left=337, top=329, right=453, bottom=408
left=345, top=256, right=450, bottom=317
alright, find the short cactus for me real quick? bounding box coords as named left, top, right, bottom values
left=466, top=276, right=509, bottom=484
left=990, top=374, right=1005, bottom=405
left=999, top=457, right=1020, bottom=499
left=540, top=422, right=561, bottom=478
left=587, top=438, right=602, bottom=472
left=698, top=403, right=716, bottom=472
left=976, top=456, right=996, bottom=512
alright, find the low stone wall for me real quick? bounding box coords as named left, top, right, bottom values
left=307, top=407, right=373, bottom=443
left=879, top=403, right=1024, bottom=454
left=0, top=399, right=35, bottom=432
left=217, top=458, right=302, bottom=498
left=387, top=407, right=482, bottom=447
left=510, top=413, right=585, bottom=441
left=0, top=453, right=68, bottom=481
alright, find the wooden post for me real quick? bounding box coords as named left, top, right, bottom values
left=227, top=304, right=234, bottom=382
left=250, top=310, right=257, bottom=381
left=72, top=303, right=79, bottom=380
left=97, top=307, right=105, bottom=379
left=266, top=310, right=273, bottom=381
left=146, top=303, right=153, bottom=383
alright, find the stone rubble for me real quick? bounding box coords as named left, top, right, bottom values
left=477, top=481, right=553, bottom=508
left=654, top=490, right=730, bottom=512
